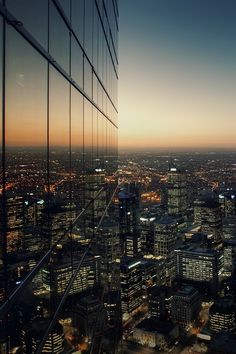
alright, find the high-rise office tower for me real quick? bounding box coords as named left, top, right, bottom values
left=0, top=1, right=118, bottom=352
left=118, top=187, right=141, bottom=257
left=139, top=211, right=157, bottom=256
left=194, top=196, right=222, bottom=245
left=171, top=285, right=201, bottom=328
left=174, top=245, right=220, bottom=296
left=167, top=165, right=187, bottom=218
left=223, top=215, right=236, bottom=240
left=154, top=216, right=178, bottom=283
left=148, top=285, right=172, bottom=320
left=97, top=216, right=120, bottom=289
left=120, top=258, right=143, bottom=322
left=219, top=191, right=236, bottom=217
left=209, top=297, right=236, bottom=333
left=223, top=240, right=236, bottom=277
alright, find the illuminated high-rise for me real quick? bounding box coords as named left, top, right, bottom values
left=167, top=165, right=187, bottom=218
left=0, top=1, right=118, bottom=352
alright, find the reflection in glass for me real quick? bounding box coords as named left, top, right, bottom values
left=84, top=99, right=93, bottom=173
left=4, top=26, right=47, bottom=299
left=6, top=0, right=48, bottom=49
left=84, top=0, right=93, bottom=61
left=48, top=66, right=70, bottom=247
left=93, top=5, right=99, bottom=70
left=0, top=1, right=119, bottom=352
left=71, top=36, right=83, bottom=89
left=93, top=73, right=98, bottom=104
left=71, top=86, right=83, bottom=213
left=49, top=2, right=70, bottom=73
left=71, top=0, right=84, bottom=46
left=0, top=17, right=3, bottom=280
left=84, top=57, right=92, bottom=98
left=97, top=112, right=104, bottom=170
left=58, top=0, right=71, bottom=21
left=93, top=108, right=98, bottom=168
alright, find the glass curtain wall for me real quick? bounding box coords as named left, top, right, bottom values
left=0, top=0, right=118, bottom=352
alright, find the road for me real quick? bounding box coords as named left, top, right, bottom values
left=123, top=334, right=195, bottom=354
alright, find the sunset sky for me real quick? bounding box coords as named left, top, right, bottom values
left=118, top=0, right=236, bottom=150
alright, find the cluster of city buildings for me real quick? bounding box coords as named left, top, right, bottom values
left=117, top=161, right=236, bottom=352
left=0, top=0, right=120, bottom=353
left=0, top=1, right=236, bottom=353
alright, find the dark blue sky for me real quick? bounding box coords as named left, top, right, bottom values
left=118, top=0, right=236, bottom=149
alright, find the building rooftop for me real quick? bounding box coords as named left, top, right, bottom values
left=135, top=318, right=175, bottom=334
left=208, top=332, right=236, bottom=354
left=174, top=285, right=198, bottom=297
left=155, top=215, right=177, bottom=226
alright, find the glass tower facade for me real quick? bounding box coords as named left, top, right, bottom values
left=0, top=0, right=118, bottom=352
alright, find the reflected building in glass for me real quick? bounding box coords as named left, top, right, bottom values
left=0, top=0, right=118, bottom=353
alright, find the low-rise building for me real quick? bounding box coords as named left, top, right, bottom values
left=133, top=318, right=179, bottom=350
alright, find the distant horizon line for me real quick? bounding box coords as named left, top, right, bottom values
left=118, top=146, right=236, bottom=153
left=4, top=145, right=236, bottom=154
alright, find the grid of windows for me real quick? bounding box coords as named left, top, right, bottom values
left=0, top=0, right=118, bottom=352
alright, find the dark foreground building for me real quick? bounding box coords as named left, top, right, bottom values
left=0, top=1, right=119, bottom=353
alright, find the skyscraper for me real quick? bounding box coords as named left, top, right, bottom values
left=154, top=216, right=178, bottom=284
left=120, top=258, right=143, bottom=322
left=0, top=1, right=118, bottom=352
left=174, top=245, right=220, bottom=296
left=194, top=196, right=222, bottom=245
left=167, top=165, right=187, bottom=218
left=118, top=187, right=141, bottom=257
left=171, top=285, right=201, bottom=328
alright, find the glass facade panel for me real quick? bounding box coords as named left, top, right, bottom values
left=98, top=112, right=104, bottom=170
left=84, top=99, right=93, bottom=173
left=48, top=66, right=70, bottom=246
left=93, top=107, right=98, bottom=168
left=57, top=0, right=71, bottom=21
left=49, top=2, right=70, bottom=73
left=84, top=0, right=93, bottom=61
left=84, top=56, right=92, bottom=98
left=0, top=16, right=2, bottom=275
left=0, top=1, right=118, bottom=352
left=4, top=26, right=47, bottom=294
left=93, top=73, right=98, bottom=104
left=6, top=0, right=48, bottom=49
left=71, top=86, right=83, bottom=212
left=71, top=0, right=84, bottom=46
left=93, top=5, right=99, bottom=71
left=71, top=35, right=83, bottom=89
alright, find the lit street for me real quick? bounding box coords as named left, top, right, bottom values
left=123, top=334, right=195, bottom=354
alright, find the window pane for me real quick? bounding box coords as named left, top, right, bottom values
left=71, top=86, right=83, bottom=212
left=58, top=0, right=71, bottom=21
left=84, top=99, right=93, bottom=173
left=93, top=107, right=98, bottom=168
left=84, top=0, right=93, bottom=61
left=71, top=36, right=83, bottom=89
left=93, top=73, right=98, bottom=104
left=84, top=57, right=92, bottom=98
left=93, top=6, right=99, bottom=70
left=0, top=17, right=3, bottom=279
left=4, top=26, right=47, bottom=296
left=71, top=0, right=84, bottom=46
left=48, top=67, right=70, bottom=247
left=6, top=0, right=48, bottom=49
left=98, top=112, right=104, bottom=169
left=49, top=2, right=70, bottom=73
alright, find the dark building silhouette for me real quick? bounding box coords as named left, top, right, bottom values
left=118, top=187, right=141, bottom=257
left=167, top=165, right=187, bottom=218
left=194, top=196, right=222, bottom=245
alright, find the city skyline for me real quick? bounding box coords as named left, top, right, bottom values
left=119, top=0, right=236, bottom=150
left=1, top=2, right=236, bottom=354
